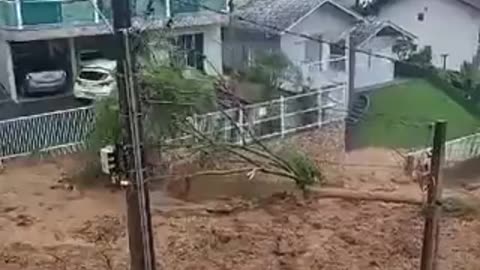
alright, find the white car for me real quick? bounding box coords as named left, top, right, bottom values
left=73, top=59, right=117, bottom=100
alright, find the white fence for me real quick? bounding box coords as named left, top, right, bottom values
left=408, top=132, right=480, bottom=168
left=169, top=86, right=347, bottom=145
left=0, top=106, right=95, bottom=159
left=0, top=86, right=346, bottom=159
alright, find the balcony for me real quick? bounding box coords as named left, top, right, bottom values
left=136, top=0, right=227, bottom=21
left=0, top=0, right=227, bottom=30
left=0, top=0, right=106, bottom=29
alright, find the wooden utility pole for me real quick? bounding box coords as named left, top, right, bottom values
left=347, top=35, right=355, bottom=111
left=420, top=120, right=447, bottom=270
left=112, top=0, right=157, bottom=269
left=345, top=35, right=356, bottom=151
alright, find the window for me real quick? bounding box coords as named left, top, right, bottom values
left=79, top=70, right=108, bottom=81
left=417, top=12, right=424, bottom=21
left=330, top=40, right=345, bottom=56
left=172, top=33, right=204, bottom=71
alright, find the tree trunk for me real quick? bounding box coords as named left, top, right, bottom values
left=310, top=187, right=422, bottom=205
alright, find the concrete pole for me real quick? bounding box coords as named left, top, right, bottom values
left=68, top=38, right=77, bottom=79
left=2, top=41, right=18, bottom=103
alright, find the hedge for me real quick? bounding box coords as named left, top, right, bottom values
left=395, top=62, right=480, bottom=117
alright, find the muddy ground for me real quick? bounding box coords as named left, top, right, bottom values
left=1, top=148, right=480, bottom=270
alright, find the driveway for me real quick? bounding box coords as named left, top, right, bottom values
left=0, top=94, right=91, bottom=121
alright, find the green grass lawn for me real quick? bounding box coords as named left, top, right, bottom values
left=356, top=79, right=479, bottom=149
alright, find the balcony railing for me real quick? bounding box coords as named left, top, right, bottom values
left=136, top=0, right=227, bottom=21
left=0, top=0, right=227, bottom=29
left=0, top=0, right=103, bottom=29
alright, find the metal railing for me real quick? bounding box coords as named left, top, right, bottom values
left=0, top=106, right=95, bottom=159
left=0, top=85, right=346, bottom=159
left=169, top=86, right=347, bottom=145
left=0, top=0, right=103, bottom=29
left=299, top=56, right=347, bottom=89
left=0, top=0, right=228, bottom=29
left=408, top=132, right=480, bottom=168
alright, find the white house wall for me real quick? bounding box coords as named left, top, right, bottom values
left=202, top=25, right=223, bottom=76
left=0, top=40, right=16, bottom=102
left=378, top=0, right=480, bottom=70
left=280, top=3, right=358, bottom=65
left=355, top=36, right=395, bottom=89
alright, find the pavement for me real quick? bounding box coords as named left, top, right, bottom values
left=0, top=93, right=91, bottom=121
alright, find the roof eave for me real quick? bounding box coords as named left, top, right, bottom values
left=280, top=0, right=365, bottom=35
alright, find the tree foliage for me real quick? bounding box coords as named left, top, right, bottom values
left=353, top=0, right=397, bottom=16
left=141, top=66, right=217, bottom=142
left=245, top=51, right=302, bottom=100
left=87, top=96, right=121, bottom=151
left=86, top=67, right=217, bottom=148
left=393, top=38, right=432, bottom=67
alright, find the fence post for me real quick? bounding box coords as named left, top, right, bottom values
left=420, top=120, right=447, bottom=270
left=238, top=108, right=244, bottom=145
left=224, top=111, right=229, bottom=142
left=317, top=89, right=323, bottom=127
left=280, top=96, right=285, bottom=138
left=193, top=114, right=199, bottom=143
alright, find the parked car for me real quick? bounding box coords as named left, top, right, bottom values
left=73, top=59, right=117, bottom=100
left=20, top=70, right=67, bottom=97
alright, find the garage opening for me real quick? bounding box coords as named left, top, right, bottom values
left=11, top=39, right=72, bottom=98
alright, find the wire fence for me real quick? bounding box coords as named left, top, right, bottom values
left=0, top=106, right=95, bottom=159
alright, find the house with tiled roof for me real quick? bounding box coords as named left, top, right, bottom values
left=223, top=0, right=415, bottom=90
left=352, top=0, right=480, bottom=70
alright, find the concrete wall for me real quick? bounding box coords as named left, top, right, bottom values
left=378, top=0, right=480, bottom=70
left=0, top=40, right=16, bottom=102
left=355, top=36, right=395, bottom=89
left=280, top=3, right=358, bottom=65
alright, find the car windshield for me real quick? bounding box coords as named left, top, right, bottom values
left=79, top=70, right=108, bottom=81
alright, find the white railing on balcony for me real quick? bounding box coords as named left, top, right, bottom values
left=0, top=0, right=229, bottom=29
left=0, top=0, right=102, bottom=29
left=299, top=56, right=347, bottom=89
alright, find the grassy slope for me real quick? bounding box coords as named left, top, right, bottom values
left=357, top=79, right=479, bottom=149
